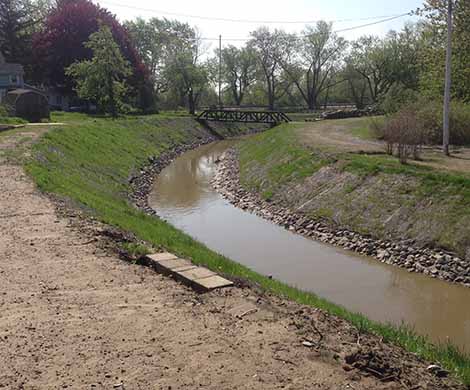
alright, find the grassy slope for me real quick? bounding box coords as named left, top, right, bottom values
left=26, top=113, right=470, bottom=384
left=239, top=122, right=470, bottom=255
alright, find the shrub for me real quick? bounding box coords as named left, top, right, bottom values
left=380, top=107, right=427, bottom=164
left=380, top=85, right=419, bottom=114
left=0, top=104, right=28, bottom=125
left=417, top=99, right=470, bottom=146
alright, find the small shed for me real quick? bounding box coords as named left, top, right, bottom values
left=5, top=89, right=50, bottom=122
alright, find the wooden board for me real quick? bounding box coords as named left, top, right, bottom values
left=145, top=253, right=234, bottom=293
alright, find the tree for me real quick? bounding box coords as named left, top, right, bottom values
left=125, top=17, right=171, bottom=96
left=126, top=17, right=209, bottom=113
left=346, top=24, right=423, bottom=112
left=281, top=22, right=347, bottom=110
left=420, top=0, right=470, bottom=101
left=347, top=35, right=400, bottom=105
left=66, top=25, right=131, bottom=117
left=219, top=45, right=257, bottom=106
left=249, top=28, right=287, bottom=110
left=343, top=64, right=369, bottom=109
left=0, top=0, right=33, bottom=63
left=0, top=0, right=59, bottom=80
left=160, top=24, right=208, bottom=114
left=33, top=0, right=147, bottom=97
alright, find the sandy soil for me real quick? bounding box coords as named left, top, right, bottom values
left=295, top=118, right=384, bottom=153
left=0, top=129, right=463, bottom=389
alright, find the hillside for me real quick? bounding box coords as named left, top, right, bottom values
left=238, top=118, right=470, bottom=259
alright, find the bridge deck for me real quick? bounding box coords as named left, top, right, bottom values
left=197, top=109, right=291, bottom=124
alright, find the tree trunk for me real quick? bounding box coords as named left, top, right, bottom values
left=188, top=89, right=195, bottom=115
left=267, top=79, right=275, bottom=110
left=108, top=75, right=117, bottom=118
left=323, top=86, right=330, bottom=110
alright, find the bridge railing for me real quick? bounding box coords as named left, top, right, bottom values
left=197, top=109, right=291, bottom=124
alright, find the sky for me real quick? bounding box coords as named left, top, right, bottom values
left=96, top=0, right=425, bottom=50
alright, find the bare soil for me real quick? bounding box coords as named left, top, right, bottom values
left=0, top=128, right=463, bottom=389
left=296, top=118, right=470, bottom=174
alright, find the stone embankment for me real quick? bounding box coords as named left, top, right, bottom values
left=130, top=123, right=269, bottom=216
left=212, top=148, right=470, bottom=288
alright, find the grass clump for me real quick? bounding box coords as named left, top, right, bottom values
left=121, top=242, right=152, bottom=258
left=26, top=114, right=470, bottom=385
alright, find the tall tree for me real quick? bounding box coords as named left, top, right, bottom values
left=33, top=0, right=147, bottom=96
left=347, top=35, right=399, bottom=104
left=161, top=24, right=208, bottom=114
left=125, top=17, right=172, bottom=95
left=281, top=22, right=347, bottom=110
left=248, top=28, right=287, bottom=110
left=420, top=0, right=470, bottom=101
left=0, top=0, right=40, bottom=64
left=343, top=64, right=369, bottom=109
left=219, top=45, right=257, bottom=106
left=66, top=25, right=131, bottom=117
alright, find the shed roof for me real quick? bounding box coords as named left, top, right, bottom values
left=7, top=89, right=33, bottom=96
left=6, top=89, right=47, bottom=104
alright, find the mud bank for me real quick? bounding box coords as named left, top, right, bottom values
left=212, top=148, right=470, bottom=288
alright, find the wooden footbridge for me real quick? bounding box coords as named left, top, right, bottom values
left=197, top=109, right=291, bottom=124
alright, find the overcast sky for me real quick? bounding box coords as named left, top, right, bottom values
left=96, top=0, right=425, bottom=49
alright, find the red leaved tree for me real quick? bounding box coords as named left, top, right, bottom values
left=33, top=0, right=149, bottom=101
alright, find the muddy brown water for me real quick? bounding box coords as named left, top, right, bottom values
left=148, top=140, right=470, bottom=351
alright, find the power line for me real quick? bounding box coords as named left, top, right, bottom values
left=183, top=13, right=413, bottom=42
left=333, top=13, right=412, bottom=33
left=99, top=0, right=411, bottom=25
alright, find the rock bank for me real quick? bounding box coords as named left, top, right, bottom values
left=212, top=148, right=470, bottom=288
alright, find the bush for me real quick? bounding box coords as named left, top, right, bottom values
left=0, top=104, right=27, bottom=125
left=380, top=95, right=470, bottom=146
left=417, top=99, right=470, bottom=146
left=0, top=105, right=7, bottom=117
left=377, top=107, right=427, bottom=164
left=380, top=85, right=419, bottom=114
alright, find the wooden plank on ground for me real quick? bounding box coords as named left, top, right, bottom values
left=145, top=253, right=234, bottom=293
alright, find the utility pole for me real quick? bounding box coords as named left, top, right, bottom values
left=443, top=0, right=453, bottom=156
left=218, top=35, right=222, bottom=108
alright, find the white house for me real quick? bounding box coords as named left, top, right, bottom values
left=0, top=52, right=24, bottom=103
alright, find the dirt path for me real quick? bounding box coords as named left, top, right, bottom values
left=296, top=118, right=470, bottom=174
left=0, top=129, right=462, bottom=389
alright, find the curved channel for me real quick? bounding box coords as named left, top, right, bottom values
left=148, top=140, right=470, bottom=351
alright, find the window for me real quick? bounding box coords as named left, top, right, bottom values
left=0, top=75, right=8, bottom=85
left=56, top=95, right=62, bottom=105
left=10, top=75, right=18, bottom=84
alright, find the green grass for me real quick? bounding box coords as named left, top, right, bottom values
left=238, top=123, right=334, bottom=193
left=349, top=123, right=375, bottom=140
left=239, top=123, right=470, bottom=229
left=25, top=114, right=470, bottom=385
left=0, top=116, right=27, bottom=125
left=347, top=116, right=384, bottom=140
left=342, top=153, right=470, bottom=203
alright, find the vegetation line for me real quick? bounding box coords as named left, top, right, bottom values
left=25, top=113, right=470, bottom=385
